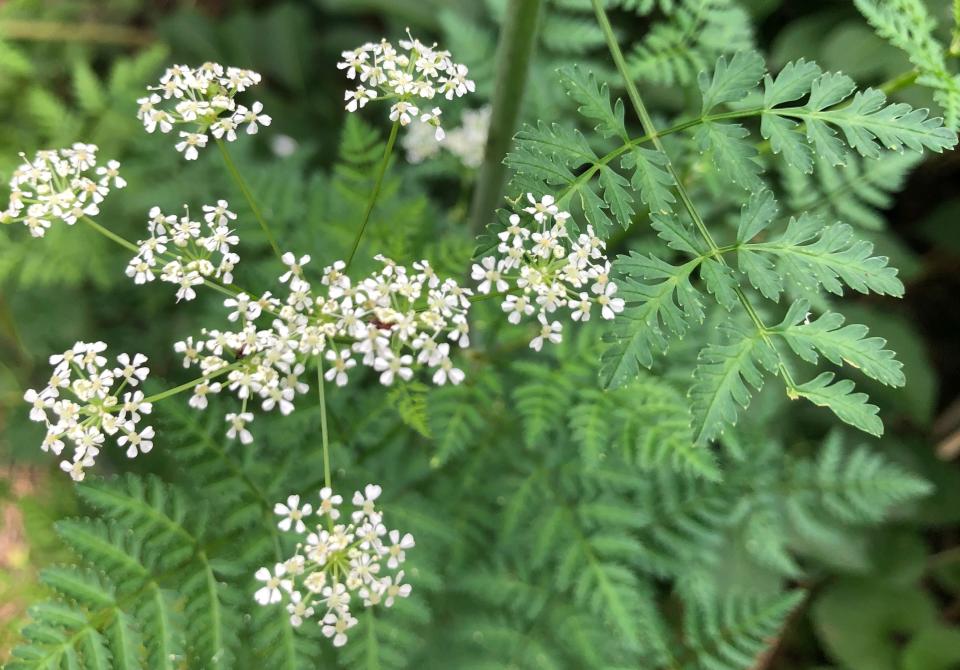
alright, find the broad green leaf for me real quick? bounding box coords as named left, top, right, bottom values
left=736, top=189, right=779, bottom=243
left=599, top=254, right=704, bottom=387
left=558, top=65, right=628, bottom=140
left=693, top=121, right=764, bottom=191
left=699, top=50, right=767, bottom=113
left=651, top=212, right=707, bottom=256
left=739, top=214, right=904, bottom=298
left=763, top=58, right=822, bottom=107
left=622, top=146, right=676, bottom=216
left=689, top=327, right=779, bottom=445
left=599, top=166, right=635, bottom=230
left=761, top=113, right=814, bottom=173
left=792, top=372, right=883, bottom=436
left=700, top=259, right=739, bottom=310
left=579, top=182, right=616, bottom=238
left=775, top=302, right=906, bottom=387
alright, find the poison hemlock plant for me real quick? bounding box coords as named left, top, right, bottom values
left=2, top=2, right=955, bottom=669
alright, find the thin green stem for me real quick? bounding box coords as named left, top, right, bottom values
left=142, top=361, right=241, bottom=404
left=345, top=119, right=401, bottom=270
left=317, top=360, right=332, bottom=490
left=591, top=0, right=797, bottom=391
left=215, top=138, right=283, bottom=261
left=468, top=0, right=545, bottom=233
left=81, top=216, right=139, bottom=253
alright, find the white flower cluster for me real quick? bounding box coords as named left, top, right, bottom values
left=172, top=253, right=472, bottom=444
left=473, top=194, right=626, bottom=351
left=136, top=63, right=272, bottom=160
left=402, top=105, right=490, bottom=168
left=255, top=484, right=414, bottom=647
left=338, top=33, right=475, bottom=139
left=24, top=342, right=152, bottom=481
left=0, top=144, right=125, bottom=238
left=126, top=200, right=240, bottom=301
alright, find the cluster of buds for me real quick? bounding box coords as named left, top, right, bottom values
left=254, top=484, right=414, bottom=647
left=24, top=342, right=152, bottom=481
left=126, top=200, right=240, bottom=301
left=136, top=63, right=272, bottom=160
left=473, top=194, right=625, bottom=351
left=172, top=253, right=472, bottom=445
left=1, top=144, right=125, bottom=237
left=338, top=33, right=475, bottom=140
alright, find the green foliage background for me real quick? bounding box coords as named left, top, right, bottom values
left=2, top=0, right=960, bottom=668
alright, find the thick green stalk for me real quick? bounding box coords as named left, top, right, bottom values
left=216, top=138, right=283, bottom=261
left=345, top=119, right=400, bottom=270
left=468, top=0, right=545, bottom=233
left=591, top=0, right=797, bottom=391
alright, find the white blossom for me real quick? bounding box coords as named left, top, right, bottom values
left=137, top=63, right=269, bottom=159
left=275, top=494, right=313, bottom=533
left=338, top=33, right=474, bottom=143
left=254, top=484, right=413, bottom=648
left=25, top=342, right=152, bottom=479
left=1, top=145, right=125, bottom=237
left=475, top=194, right=624, bottom=350
left=126, top=201, right=241, bottom=301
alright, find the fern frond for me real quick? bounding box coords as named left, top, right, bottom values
left=679, top=591, right=804, bottom=669
left=783, top=152, right=920, bottom=230
left=628, top=0, right=754, bottom=87
left=791, top=432, right=932, bottom=523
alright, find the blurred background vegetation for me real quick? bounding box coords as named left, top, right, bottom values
left=1, top=0, right=960, bottom=666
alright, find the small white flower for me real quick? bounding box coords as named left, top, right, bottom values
left=275, top=494, right=313, bottom=533
left=286, top=591, right=314, bottom=627
left=318, top=487, right=343, bottom=520
left=324, top=349, right=356, bottom=387
left=114, top=352, right=150, bottom=386
left=321, top=610, right=357, bottom=647
left=175, top=131, right=208, bottom=160
left=351, top=484, right=382, bottom=523
left=524, top=193, right=559, bottom=223
left=280, top=252, right=311, bottom=283
left=254, top=564, right=291, bottom=605
left=344, top=86, right=376, bottom=112
left=117, top=425, right=155, bottom=458
left=380, top=570, right=412, bottom=607
left=225, top=411, right=254, bottom=444
left=385, top=530, right=415, bottom=569
left=471, top=256, right=507, bottom=294
left=529, top=314, right=562, bottom=351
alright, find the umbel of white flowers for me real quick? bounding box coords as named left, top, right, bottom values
left=255, top=484, right=415, bottom=647
left=338, top=32, right=476, bottom=140
left=0, top=145, right=125, bottom=237
left=169, top=252, right=474, bottom=445
left=24, top=341, right=153, bottom=482
left=126, top=200, right=241, bottom=300
left=10, top=64, right=622, bottom=477
left=136, top=62, right=272, bottom=160
left=473, top=194, right=625, bottom=351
